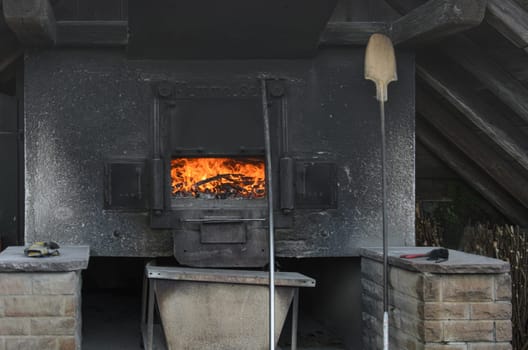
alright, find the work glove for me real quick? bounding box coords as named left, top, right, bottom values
left=24, top=241, right=60, bottom=258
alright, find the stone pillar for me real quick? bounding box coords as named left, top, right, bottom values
left=361, top=247, right=512, bottom=350
left=0, top=246, right=89, bottom=350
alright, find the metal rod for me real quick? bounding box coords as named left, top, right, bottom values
left=261, top=78, right=276, bottom=350
left=181, top=218, right=266, bottom=223
left=291, top=288, right=299, bottom=350
left=380, top=99, right=389, bottom=350
left=141, top=271, right=148, bottom=326
left=146, top=280, right=155, bottom=350
left=153, top=98, right=161, bottom=157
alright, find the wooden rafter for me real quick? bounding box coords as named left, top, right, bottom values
left=390, top=0, right=487, bottom=45
left=0, top=2, right=21, bottom=74
left=441, top=36, right=528, bottom=123
left=416, top=56, right=528, bottom=171
left=320, top=22, right=388, bottom=46
left=321, top=0, right=487, bottom=46
left=0, top=0, right=492, bottom=49
left=486, top=0, right=528, bottom=49
left=384, top=0, right=427, bottom=14
left=386, top=0, right=528, bottom=49
left=0, top=48, right=21, bottom=74
left=386, top=0, right=528, bottom=120
left=417, top=117, right=528, bottom=227
left=3, top=0, right=56, bottom=46
left=56, top=21, right=128, bottom=47
left=417, top=89, right=528, bottom=209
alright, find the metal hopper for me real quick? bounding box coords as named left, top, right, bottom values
left=141, top=264, right=315, bottom=349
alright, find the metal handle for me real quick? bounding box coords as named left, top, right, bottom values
left=180, top=218, right=266, bottom=223
left=400, top=253, right=427, bottom=259
left=136, top=167, right=143, bottom=200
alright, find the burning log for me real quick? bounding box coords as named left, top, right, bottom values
left=171, top=157, right=266, bottom=199
left=193, top=173, right=245, bottom=189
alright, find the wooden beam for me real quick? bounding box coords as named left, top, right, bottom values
left=416, top=89, right=528, bottom=209
left=0, top=0, right=20, bottom=72
left=0, top=47, right=21, bottom=73
left=387, top=0, right=528, bottom=48
left=486, top=0, right=528, bottom=49
left=320, top=22, right=388, bottom=46
left=390, top=0, right=488, bottom=45
left=0, top=32, right=20, bottom=74
left=384, top=0, right=426, bottom=14
left=441, top=36, right=528, bottom=123
left=56, top=21, right=128, bottom=47
left=416, top=56, right=528, bottom=172
left=322, top=0, right=487, bottom=46
left=387, top=0, right=528, bottom=123
left=417, top=117, right=528, bottom=227
left=3, top=0, right=56, bottom=46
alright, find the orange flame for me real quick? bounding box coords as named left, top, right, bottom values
left=171, top=157, right=266, bottom=199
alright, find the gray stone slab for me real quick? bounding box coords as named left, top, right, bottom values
left=361, top=247, right=510, bottom=274
left=0, top=245, right=90, bottom=272
left=146, top=265, right=316, bottom=288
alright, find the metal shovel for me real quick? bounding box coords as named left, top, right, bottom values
left=364, top=33, right=398, bottom=350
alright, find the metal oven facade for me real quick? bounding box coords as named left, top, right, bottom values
left=23, top=48, right=415, bottom=260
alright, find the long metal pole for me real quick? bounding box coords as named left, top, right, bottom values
left=380, top=100, right=389, bottom=350
left=261, top=79, right=275, bottom=350
left=365, top=33, right=396, bottom=350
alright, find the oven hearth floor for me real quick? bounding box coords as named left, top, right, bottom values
left=82, top=289, right=348, bottom=349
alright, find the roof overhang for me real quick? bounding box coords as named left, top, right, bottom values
left=127, top=0, right=338, bottom=59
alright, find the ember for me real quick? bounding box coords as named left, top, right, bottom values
left=171, top=157, right=266, bottom=199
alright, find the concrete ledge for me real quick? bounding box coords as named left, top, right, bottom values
left=0, top=246, right=90, bottom=272
left=361, top=247, right=510, bottom=274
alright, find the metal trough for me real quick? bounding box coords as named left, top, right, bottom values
left=141, top=263, right=315, bottom=350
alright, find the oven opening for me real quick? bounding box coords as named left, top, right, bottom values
left=170, top=157, right=266, bottom=199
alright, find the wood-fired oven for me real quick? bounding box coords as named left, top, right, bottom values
left=24, top=50, right=415, bottom=262
left=148, top=80, right=298, bottom=267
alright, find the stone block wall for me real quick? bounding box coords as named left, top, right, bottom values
left=361, top=248, right=512, bottom=350
left=0, top=271, right=82, bottom=350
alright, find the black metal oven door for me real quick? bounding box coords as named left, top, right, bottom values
left=173, top=215, right=267, bottom=268
left=200, top=219, right=247, bottom=244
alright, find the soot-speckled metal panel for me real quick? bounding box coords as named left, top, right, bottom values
left=24, top=48, right=415, bottom=257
